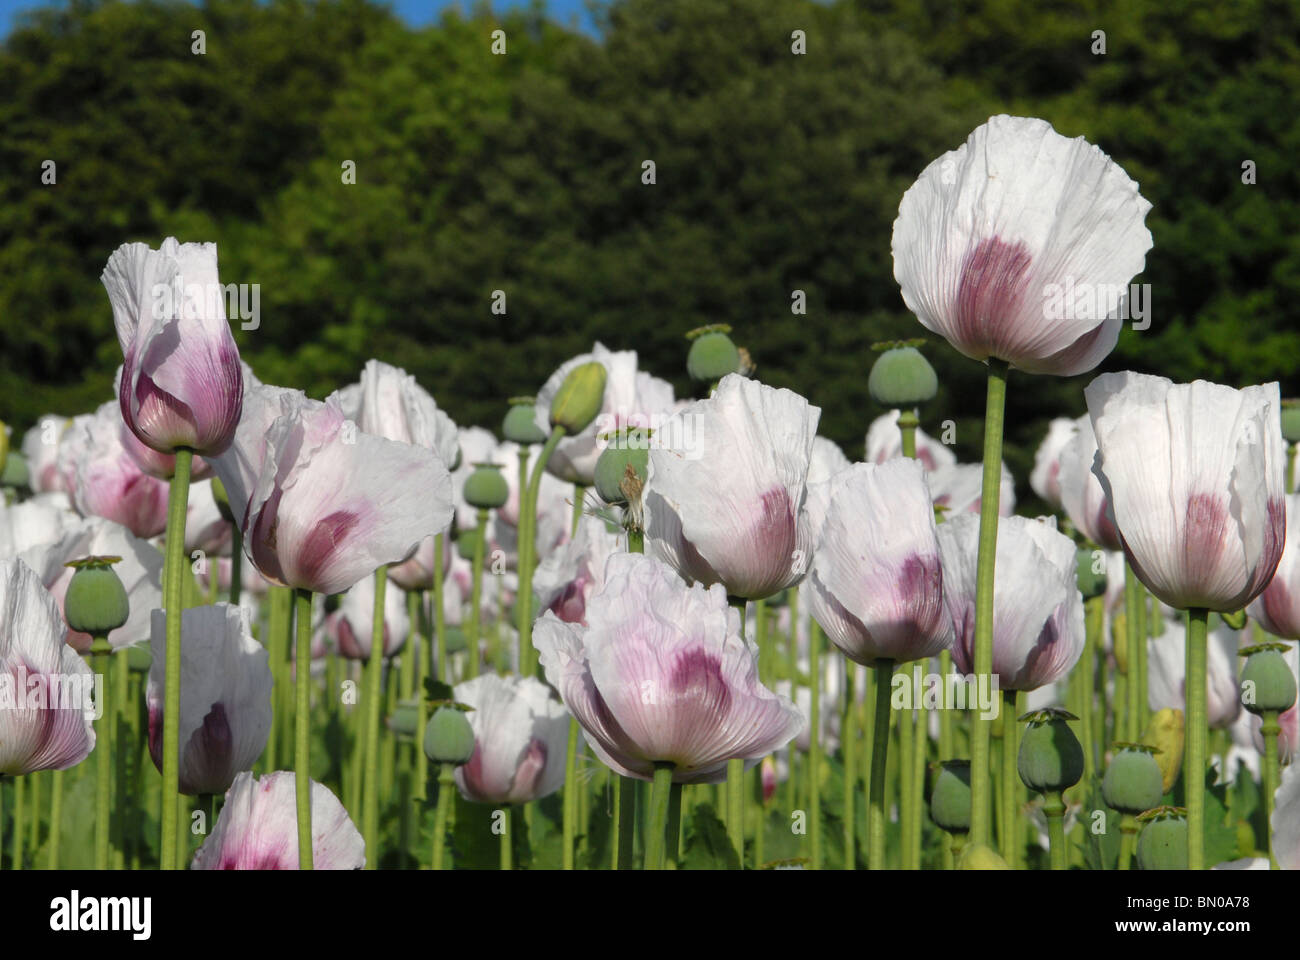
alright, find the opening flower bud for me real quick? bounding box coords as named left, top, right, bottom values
left=956, top=842, right=1009, bottom=870
left=1017, top=708, right=1084, bottom=793
left=1101, top=743, right=1164, bottom=815
left=423, top=704, right=476, bottom=766
left=1135, top=806, right=1188, bottom=870
left=1140, top=708, right=1185, bottom=793
left=463, top=462, right=508, bottom=510
left=868, top=345, right=938, bottom=407
left=549, top=361, right=608, bottom=435
left=63, top=556, right=130, bottom=636
left=593, top=429, right=650, bottom=506
left=503, top=399, right=548, bottom=445
left=930, top=759, right=973, bottom=834
left=686, top=329, right=742, bottom=382
left=456, top=526, right=484, bottom=562
left=1240, top=643, right=1298, bottom=714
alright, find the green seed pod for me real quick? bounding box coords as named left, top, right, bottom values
left=687, top=331, right=742, bottom=382
left=1281, top=399, right=1300, bottom=445
left=1076, top=548, right=1108, bottom=599
left=868, top=346, right=938, bottom=407
left=423, top=705, right=476, bottom=766
left=1135, top=806, right=1189, bottom=870
left=389, top=699, right=421, bottom=739
left=930, top=759, right=972, bottom=834
left=1102, top=743, right=1165, bottom=815
left=126, top=641, right=153, bottom=674
left=549, top=361, right=608, bottom=435
left=956, top=843, right=1010, bottom=870
left=63, top=556, right=129, bottom=635
left=593, top=430, right=650, bottom=506
left=502, top=400, right=548, bottom=445
left=1, top=451, right=29, bottom=489
left=456, top=527, right=483, bottom=562
left=1017, top=708, right=1084, bottom=793
left=210, top=475, right=235, bottom=524
left=463, top=462, right=508, bottom=510
left=1240, top=644, right=1297, bottom=714
left=443, top=626, right=469, bottom=655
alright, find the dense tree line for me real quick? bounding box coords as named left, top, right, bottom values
left=2, top=0, right=1296, bottom=506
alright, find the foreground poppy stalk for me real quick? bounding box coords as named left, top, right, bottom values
left=1088, top=372, right=1285, bottom=868
left=103, top=236, right=245, bottom=870
left=892, top=115, right=1153, bottom=846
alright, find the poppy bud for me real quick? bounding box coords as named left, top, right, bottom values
left=593, top=429, right=650, bottom=506
left=549, top=361, right=607, bottom=435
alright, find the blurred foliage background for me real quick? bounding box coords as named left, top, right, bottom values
left=1, top=0, right=1297, bottom=509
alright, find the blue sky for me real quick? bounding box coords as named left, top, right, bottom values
left=0, top=0, right=600, bottom=39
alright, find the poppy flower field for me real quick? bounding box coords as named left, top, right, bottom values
left=1, top=7, right=1297, bottom=881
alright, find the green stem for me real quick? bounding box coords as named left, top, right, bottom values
left=786, top=587, right=800, bottom=815
left=295, top=587, right=315, bottom=870
left=645, top=763, right=674, bottom=870
left=1124, top=563, right=1142, bottom=741
left=938, top=650, right=954, bottom=761
left=10, top=774, right=22, bottom=869
left=912, top=677, right=928, bottom=868
left=571, top=483, right=585, bottom=535
left=1185, top=607, right=1208, bottom=870
left=1263, top=708, right=1281, bottom=869
left=1000, top=688, right=1018, bottom=865
left=627, top=528, right=644, bottom=553
left=92, top=638, right=112, bottom=870
left=842, top=663, right=856, bottom=869
left=229, top=525, right=242, bottom=606
left=468, top=510, right=486, bottom=679
left=158, top=446, right=193, bottom=869
left=363, top=567, right=387, bottom=869
left=562, top=717, right=580, bottom=869
left=518, top=428, right=566, bottom=676
left=434, top=534, right=447, bottom=685
left=666, top=781, right=683, bottom=869
left=431, top=763, right=454, bottom=870
left=869, top=659, right=895, bottom=869
left=1118, top=814, right=1138, bottom=870
left=1045, top=791, right=1066, bottom=870
left=1082, top=596, right=1102, bottom=782
left=113, top=650, right=129, bottom=869
left=500, top=804, right=512, bottom=871
left=617, top=775, right=636, bottom=869
left=970, top=359, right=1008, bottom=847
left=46, top=769, right=62, bottom=869
left=726, top=597, right=748, bottom=868
left=1287, top=442, right=1296, bottom=496
left=898, top=409, right=919, bottom=460
left=1136, top=583, right=1149, bottom=734
left=413, top=587, right=430, bottom=802
left=809, top=618, right=823, bottom=870
left=897, top=667, right=915, bottom=868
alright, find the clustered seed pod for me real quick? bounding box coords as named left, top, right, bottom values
left=1240, top=642, right=1298, bottom=714
left=1135, top=806, right=1188, bottom=870
left=1017, top=708, right=1084, bottom=794
left=593, top=429, right=650, bottom=506
left=423, top=704, right=476, bottom=766
left=686, top=326, right=741, bottom=382
left=930, top=759, right=973, bottom=834
left=63, top=556, right=130, bottom=636
left=868, top=344, right=938, bottom=407
left=503, top=398, right=548, bottom=445
left=463, top=462, right=508, bottom=510
left=1102, top=742, right=1165, bottom=815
